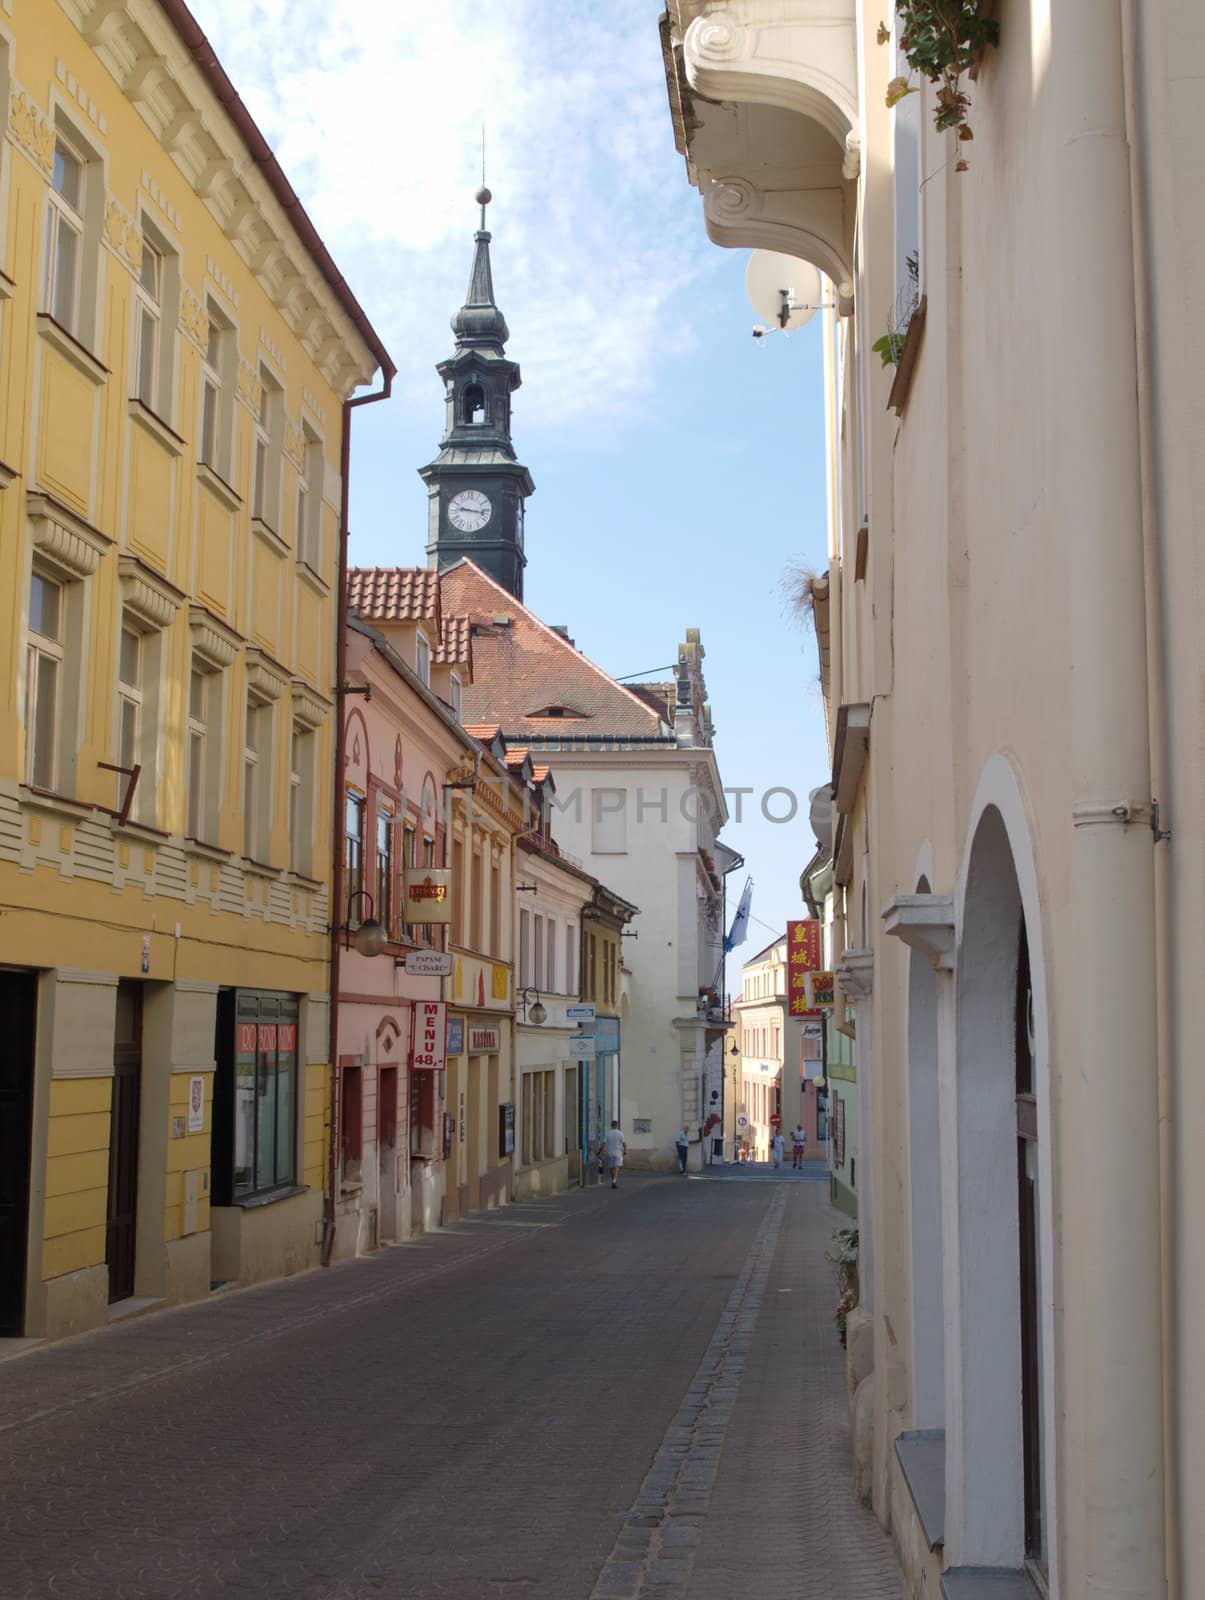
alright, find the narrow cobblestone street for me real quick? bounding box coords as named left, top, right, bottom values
left=0, top=1173, right=903, bottom=1599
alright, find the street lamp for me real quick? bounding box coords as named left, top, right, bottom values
left=336, top=889, right=387, bottom=957
left=519, top=988, right=547, bottom=1025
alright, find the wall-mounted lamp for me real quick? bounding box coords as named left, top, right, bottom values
left=728, top=1041, right=740, bottom=1057
left=519, top=987, right=547, bottom=1025
left=335, top=889, right=387, bottom=957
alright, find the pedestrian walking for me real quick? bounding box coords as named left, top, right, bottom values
left=675, top=1126, right=690, bottom=1174
left=771, top=1129, right=785, bottom=1169
left=603, top=1120, right=626, bottom=1189
left=792, top=1124, right=806, bottom=1169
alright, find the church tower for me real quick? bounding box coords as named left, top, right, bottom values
left=421, top=188, right=534, bottom=599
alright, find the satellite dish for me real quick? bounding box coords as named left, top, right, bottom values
left=745, top=251, right=824, bottom=332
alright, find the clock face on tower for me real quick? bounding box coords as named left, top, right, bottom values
left=448, top=489, right=492, bottom=533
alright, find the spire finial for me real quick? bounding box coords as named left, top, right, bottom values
left=476, top=125, right=490, bottom=229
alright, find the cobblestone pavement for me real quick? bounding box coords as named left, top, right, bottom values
left=0, top=1173, right=903, bottom=1599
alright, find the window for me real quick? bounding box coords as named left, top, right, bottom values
left=45, top=137, right=84, bottom=332
left=566, top=925, right=576, bottom=995
left=224, top=991, right=299, bottom=1199
left=200, top=301, right=234, bottom=477
left=243, top=696, right=272, bottom=862
left=376, top=809, right=393, bottom=937
left=288, top=723, right=315, bottom=876
left=449, top=673, right=462, bottom=718
left=116, top=624, right=142, bottom=810
left=345, top=793, right=365, bottom=914
left=519, top=908, right=531, bottom=988
left=421, top=834, right=435, bottom=946
left=591, top=788, right=627, bottom=854
left=26, top=571, right=63, bottom=790
left=462, top=383, right=485, bottom=424
left=186, top=666, right=209, bottom=838
left=533, top=915, right=544, bottom=991
left=340, top=1064, right=363, bottom=1181
left=250, top=368, right=282, bottom=528
left=297, top=426, right=324, bottom=570
left=416, top=633, right=431, bottom=687
left=134, top=240, right=161, bottom=408
left=402, top=821, right=417, bottom=941
left=489, top=860, right=501, bottom=956
left=546, top=917, right=557, bottom=993
left=452, top=835, right=465, bottom=946
left=470, top=848, right=483, bottom=950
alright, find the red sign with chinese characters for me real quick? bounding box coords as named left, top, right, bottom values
left=786, top=920, right=823, bottom=1017
left=412, top=1000, right=448, bottom=1071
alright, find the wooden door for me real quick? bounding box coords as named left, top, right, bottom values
left=378, top=1066, right=398, bottom=1242
left=106, top=980, right=142, bottom=1304
left=0, top=973, right=36, bottom=1337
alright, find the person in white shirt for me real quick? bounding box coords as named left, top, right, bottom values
left=792, top=1125, right=806, bottom=1169
left=675, top=1126, right=690, bottom=1174
left=603, top=1121, right=626, bottom=1189
left=771, top=1129, right=785, bottom=1168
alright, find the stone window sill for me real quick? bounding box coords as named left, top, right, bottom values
left=941, top=1570, right=1039, bottom=1600
left=295, top=558, right=330, bottom=599
left=19, top=785, right=97, bottom=821
left=186, top=835, right=233, bottom=863
left=251, top=516, right=290, bottom=556
left=0, top=458, right=16, bottom=491
left=226, top=1184, right=307, bottom=1211
left=36, top=314, right=109, bottom=385
left=128, top=397, right=185, bottom=457
left=195, top=460, right=242, bottom=513
left=895, top=1429, right=945, bottom=1551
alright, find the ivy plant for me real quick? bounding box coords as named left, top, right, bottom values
left=880, top=2, right=1000, bottom=171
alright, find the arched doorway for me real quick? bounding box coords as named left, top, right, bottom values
left=906, top=877, right=944, bottom=1432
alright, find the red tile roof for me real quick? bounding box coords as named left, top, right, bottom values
left=347, top=567, right=441, bottom=624
left=439, top=561, right=670, bottom=744
left=434, top=612, right=473, bottom=675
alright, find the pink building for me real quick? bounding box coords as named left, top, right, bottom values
left=331, top=578, right=475, bottom=1254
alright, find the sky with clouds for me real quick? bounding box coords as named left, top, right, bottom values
left=191, top=0, right=833, bottom=972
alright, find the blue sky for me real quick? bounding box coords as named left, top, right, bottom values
left=192, top=0, right=831, bottom=961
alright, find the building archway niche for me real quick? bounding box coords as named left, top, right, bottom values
left=949, top=759, right=1055, bottom=1586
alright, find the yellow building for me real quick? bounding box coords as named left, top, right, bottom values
left=0, top=0, right=391, bottom=1341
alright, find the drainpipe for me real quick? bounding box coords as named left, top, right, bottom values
left=1054, top=4, right=1166, bottom=1590
left=1120, top=3, right=1177, bottom=1590
left=323, top=371, right=393, bottom=1268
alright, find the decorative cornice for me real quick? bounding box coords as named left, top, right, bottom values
left=836, top=947, right=874, bottom=1000
left=290, top=679, right=331, bottom=731
left=27, top=492, right=113, bottom=578
left=119, top=553, right=185, bottom=630
left=188, top=603, right=242, bottom=668
left=881, top=894, right=955, bottom=972
left=244, top=647, right=290, bottom=702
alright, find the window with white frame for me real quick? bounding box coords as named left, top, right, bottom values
left=116, top=623, right=142, bottom=810
left=296, top=426, right=324, bottom=570
left=520, top=907, right=532, bottom=988
left=44, top=136, right=85, bottom=334
left=26, top=570, right=64, bottom=790
left=376, top=807, right=394, bottom=937
left=546, top=917, right=556, bottom=993
left=345, top=792, right=365, bottom=915
left=416, top=633, right=431, bottom=687
left=243, top=695, right=272, bottom=862
left=200, top=301, right=234, bottom=478
left=252, top=367, right=283, bottom=528
left=186, top=661, right=224, bottom=842
left=288, top=721, right=315, bottom=876
left=449, top=672, right=462, bottom=718
left=565, top=924, right=576, bottom=994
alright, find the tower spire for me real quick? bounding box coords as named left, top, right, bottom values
left=452, top=185, right=509, bottom=352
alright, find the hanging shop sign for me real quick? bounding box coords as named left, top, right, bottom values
left=412, top=1000, right=448, bottom=1070
left=468, top=1023, right=500, bottom=1054
left=402, top=868, right=453, bottom=924
left=566, top=1004, right=596, bottom=1023
left=569, top=1034, right=597, bottom=1061
left=786, top=919, right=824, bottom=1018
left=805, top=970, right=836, bottom=1009
left=446, top=1016, right=465, bottom=1055
left=594, top=1016, right=620, bottom=1055
left=405, top=948, right=453, bottom=977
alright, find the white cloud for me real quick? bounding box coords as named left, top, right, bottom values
left=188, top=0, right=718, bottom=429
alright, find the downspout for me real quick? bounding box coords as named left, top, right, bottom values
left=323, top=370, right=393, bottom=1268
left=1054, top=3, right=1166, bottom=1590
left=1120, top=3, right=1177, bottom=1590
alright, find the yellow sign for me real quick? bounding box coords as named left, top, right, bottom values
left=805, top=970, right=836, bottom=1008
left=491, top=964, right=509, bottom=1000
left=403, top=869, right=453, bottom=924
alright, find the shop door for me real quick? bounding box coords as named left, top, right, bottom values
left=106, top=981, right=142, bottom=1304
left=466, top=1057, right=482, bottom=1210
left=0, top=972, right=36, bottom=1337
left=379, top=1066, right=398, bottom=1243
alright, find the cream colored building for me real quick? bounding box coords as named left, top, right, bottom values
left=0, top=0, right=389, bottom=1343
left=662, top=2, right=1203, bottom=1596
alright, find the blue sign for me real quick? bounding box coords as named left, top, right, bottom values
left=446, top=1016, right=464, bottom=1055
left=594, top=1016, right=620, bottom=1056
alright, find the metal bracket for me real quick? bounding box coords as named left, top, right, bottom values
left=1151, top=799, right=1171, bottom=844
left=337, top=683, right=371, bottom=699
left=97, top=761, right=141, bottom=827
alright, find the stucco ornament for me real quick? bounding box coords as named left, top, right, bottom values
left=686, top=16, right=748, bottom=65
left=104, top=198, right=143, bottom=274
left=179, top=286, right=210, bottom=352
left=237, top=360, right=263, bottom=416
left=8, top=89, right=55, bottom=174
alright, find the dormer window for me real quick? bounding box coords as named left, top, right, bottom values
left=416, top=633, right=431, bottom=686
left=527, top=704, right=587, bottom=720
left=449, top=672, right=462, bottom=717
left=462, top=383, right=485, bottom=425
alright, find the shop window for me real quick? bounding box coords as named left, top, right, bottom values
left=409, top=1067, right=437, bottom=1159
left=212, top=989, right=299, bottom=1202
left=521, top=1072, right=534, bottom=1165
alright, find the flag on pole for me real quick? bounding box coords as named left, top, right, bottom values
left=725, top=878, right=753, bottom=952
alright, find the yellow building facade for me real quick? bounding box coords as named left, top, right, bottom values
left=0, top=0, right=389, bottom=1342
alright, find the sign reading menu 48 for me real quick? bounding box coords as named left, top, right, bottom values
left=412, top=1000, right=448, bottom=1070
